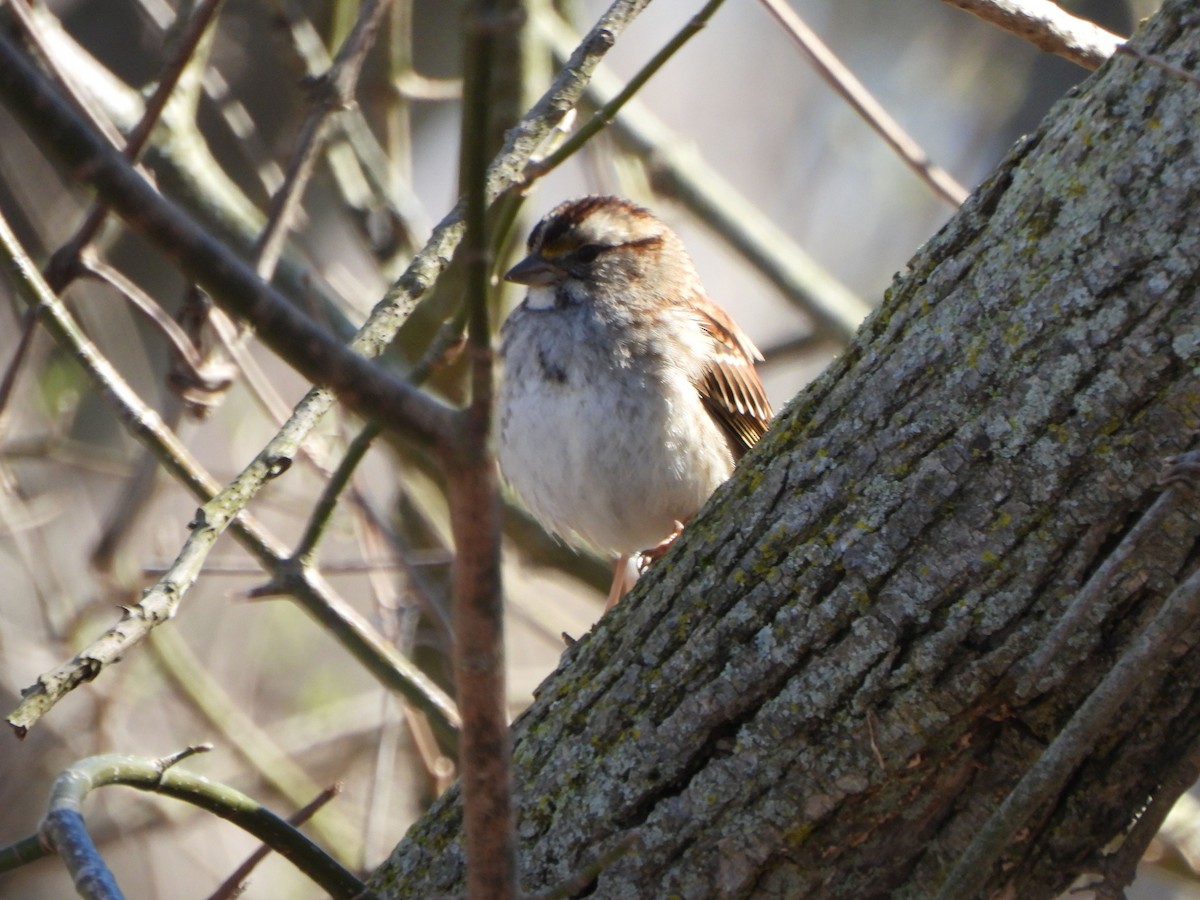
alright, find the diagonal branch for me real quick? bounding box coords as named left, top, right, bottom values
left=268, top=0, right=434, bottom=254
left=936, top=553, right=1200, bottom=900
left=938, top=0, right=1124, bottom=70
left=758, top=0, right=969, bottom=208
left=251, top=0, right=393, bottom=281
left=522, top=0, right=728, bottom=184
left=208, top=783, right=344, bottom=900
left=42, top=0, right=228, bottom=293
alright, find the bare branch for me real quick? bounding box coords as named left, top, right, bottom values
left=252, top=0, right=393, bottom=281
left=42, top=0, right=227, bottom=292
left=939, top=0, right=1124, bottom=70
left=207, top=784, right=344, bottom=900
left=523, top=0, right=728, bottom=184
left=935, top=458, right=1200, bottom=900
left=758, top=0, right=969, bottom=208
left=78, top=257, right=234, bottom=394
left=34, top=749, right=370, bottom=899
left=268, top=0, right=433, bottom=254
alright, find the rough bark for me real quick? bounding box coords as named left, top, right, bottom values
left=372, top=1, right=1200, bottom=897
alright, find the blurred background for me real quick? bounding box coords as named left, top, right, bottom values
left=0, top=0, right=1187, bottom=897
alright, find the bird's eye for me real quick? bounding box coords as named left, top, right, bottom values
left=574, top=243, right=604, bottom=264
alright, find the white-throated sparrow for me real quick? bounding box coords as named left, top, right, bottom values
left=498, top=195, right=773, bottom=607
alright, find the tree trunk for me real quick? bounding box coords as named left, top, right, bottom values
left=372, top=2, right=1200, bottom=897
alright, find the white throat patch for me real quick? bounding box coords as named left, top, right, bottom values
left=524, top=285, right=559, bottom=311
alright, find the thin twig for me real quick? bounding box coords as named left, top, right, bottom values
left=269, top=0, right=433, bottom=251
left=935, top=481, right=1200, bottom=899
left=362, top=529, right=411, bottom=864
left=199, top=305, right=293, bottom=422
left=90, top=396, right=186, bottom=573
left=35, top=750, right=371, bottom=900
left=524, top=0, right=728, bottom=182
left=200, top=0, right=393, bottom=429
left=128, top=0, right=286, bottom=197
left=78, top=256, right=233, bottom=393
left=285, top=316, right=473, bottom=608
left=535, top=9, right=870, bottom=342
left=0, top=307, right=40, bottom=442
left=251, top=0, right=393, bottom=282
left=293, top=423, right=383, bottom=565
left=207, top=784, right=344, bottom=900
left=939, top=0, right=1123, bottom=70
left=758, top=0, right=968, bottom=208
left=0, top=207, right=461, bottom=746
left=1118, top=43, right=1200, bottom=88
left=480, top=1, right=650, bottom=202
left=42, top=0, right=227, bottom=292
left=147, top=627, right=361, bottom=858
left=345, top=479, right=457, bottom=641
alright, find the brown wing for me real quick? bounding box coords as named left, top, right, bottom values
left=693, top=302, right=774, bottom=458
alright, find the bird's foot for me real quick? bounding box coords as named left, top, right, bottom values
left=639, top=520, right=685, bottom=571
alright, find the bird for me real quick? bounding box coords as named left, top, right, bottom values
left=497, top=195, right=773, bottom=608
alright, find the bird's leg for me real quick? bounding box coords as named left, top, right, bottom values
left=605, top=521, right=687, bottom=610
left=605, top=553, right=638, bottom=610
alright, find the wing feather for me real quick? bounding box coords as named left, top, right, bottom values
left=692, top=302, right=774, bottom=458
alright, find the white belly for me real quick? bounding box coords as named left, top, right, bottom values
left=498, top=351, right=734, bottom=555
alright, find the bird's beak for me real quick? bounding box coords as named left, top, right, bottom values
left=504, top=254, right=564, bottom=287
